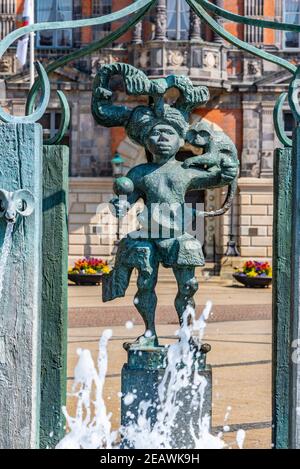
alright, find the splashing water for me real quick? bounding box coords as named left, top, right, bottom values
left=121, top=302, right=224, bottom=449
left=236, top=429, right=246, bottom=449
left=0, top=222, right=13, bottom=302
left=57, top=302, right=245, bottom=450
left=57, top=329, right=117, bottom=449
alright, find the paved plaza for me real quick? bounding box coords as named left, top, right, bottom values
left=67, top=274, right=272, bottom=449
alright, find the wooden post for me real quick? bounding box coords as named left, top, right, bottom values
left=290, top=127, right=300, bottom=448
left=272, top=147, right=292, bottom=449
left=40, top=145, right=69, bottom=449
left=0, top=124, right=43, bottom=449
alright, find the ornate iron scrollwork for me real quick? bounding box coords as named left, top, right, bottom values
left=0, top=189, right=35, bottom=224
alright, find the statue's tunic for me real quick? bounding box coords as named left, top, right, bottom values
left=102, top=233, right=204, bottom=302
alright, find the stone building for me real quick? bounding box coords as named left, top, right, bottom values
left=0, top=0, right=298, bottom=267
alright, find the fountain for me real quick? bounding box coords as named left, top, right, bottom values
left=90, top=63, right=239, bottom=448
left=58, top=303, right=247, bottom=450
left=0, top=1, right=299, bottom=449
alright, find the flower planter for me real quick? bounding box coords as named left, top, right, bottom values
left=68, top=273, right=103, bottom=286
left=233, top=273, right=272, bottom=288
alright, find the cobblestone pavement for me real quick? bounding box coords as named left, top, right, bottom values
left=68, top=273, right=272, bottom=327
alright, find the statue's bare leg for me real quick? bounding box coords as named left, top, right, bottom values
left=173, top=267, right=211, bottom=354
left=131, top=263, right=160, bottom=347
left=173, top=266, right=199, bottom=326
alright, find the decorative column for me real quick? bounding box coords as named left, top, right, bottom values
left=132, top=22, right=143, bottom=44
left=189, top=9, right=202, bottom=41
left=154, top=0, right=167, bottom=41
left=212, top=0, right=225, bottom=44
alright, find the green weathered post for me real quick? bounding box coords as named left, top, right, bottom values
left=290, top=127, right=300, bottom=448
left=1, top=0, right=300, bottom=450
left=0, top=123, right=43, bottom=449
left=272, top=148, right=293, bottom=449
left=40, top=145, right=69, bottom=449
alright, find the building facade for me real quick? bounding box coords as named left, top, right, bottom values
left=0, top=0, right=299, bottom=266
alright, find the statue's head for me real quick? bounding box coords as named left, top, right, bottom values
left=145, top=124, right=183, bottom=164
left=125, top=104, right=188, bottom=163
left=92, top=63, right=210, bottom=160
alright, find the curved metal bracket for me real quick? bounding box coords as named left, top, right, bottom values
left=288, top=66, right=300, bottom=125
left=274, top=93, right=293, bottom=148
left=0, top=62, right=50, bottom=124
left=24, top=2, right=155, bottom=128
left=45, top=91, right=70, bottom=145
left=187, top=0, right=296, bottom=74
left=198, top=0, right=300, bottom=34
left=26, top=89, right=70, bottom=145
left=0, top=0, right=155, bottom=59
left=0, top=189, right=35, bottom=224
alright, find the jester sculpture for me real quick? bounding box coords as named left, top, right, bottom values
left=92, top=64, right=239, bottom=349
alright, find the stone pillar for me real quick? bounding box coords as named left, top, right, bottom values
left=212, top=0, right=225, bottom=44
left=241, top=97, right=261, bottom=177
left=0, top=124, right=43, bottom=449
left=260, top=104, right=275, bottom=178
left=154, top=0, right=167, bottom=41
left=39, top=145, right=69, bottom=449
left=132, top=22, right=143, bottom=44
left=189, top=9, right=202, bottom=41
left=121, top=346, right=212, bottom=449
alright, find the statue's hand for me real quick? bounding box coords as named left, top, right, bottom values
left=182, top=154, right=219, bottom=170
left=110, top=197, right=131, bottom=219
left=220, top=155, right=239, bottom=183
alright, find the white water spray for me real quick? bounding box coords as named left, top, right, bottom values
left=121, top=302, right=224, bottom=449
left=57, top=302, right=246, bottom=450
left=0, top=222, right=13, bottom=301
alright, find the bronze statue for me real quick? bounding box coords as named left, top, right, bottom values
left=92, top=63, right=239, bottom=348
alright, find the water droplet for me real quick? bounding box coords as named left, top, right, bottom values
left=125, top=321, right=134, bottom=330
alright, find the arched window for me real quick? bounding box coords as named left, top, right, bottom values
left=93, top=0, right=112, bottom=40
left=284, top=0, right=300, bottom=49
left=36, top=0, right=73, bottom=48
left=167, top=0, right=190, bottom=40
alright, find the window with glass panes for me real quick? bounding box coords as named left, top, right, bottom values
left=244, top=0, right=264, bottom=44
left=93, top=0, right=112, bottom=40
left=284, top=0, right=300, bottom=49
left=36, top=0, right=73, bottom=48
left=284, top=111, right=296, bottom=137
left=167, top=0, right=190, bottom=40
left=39, top=110, right=70, bottom=146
